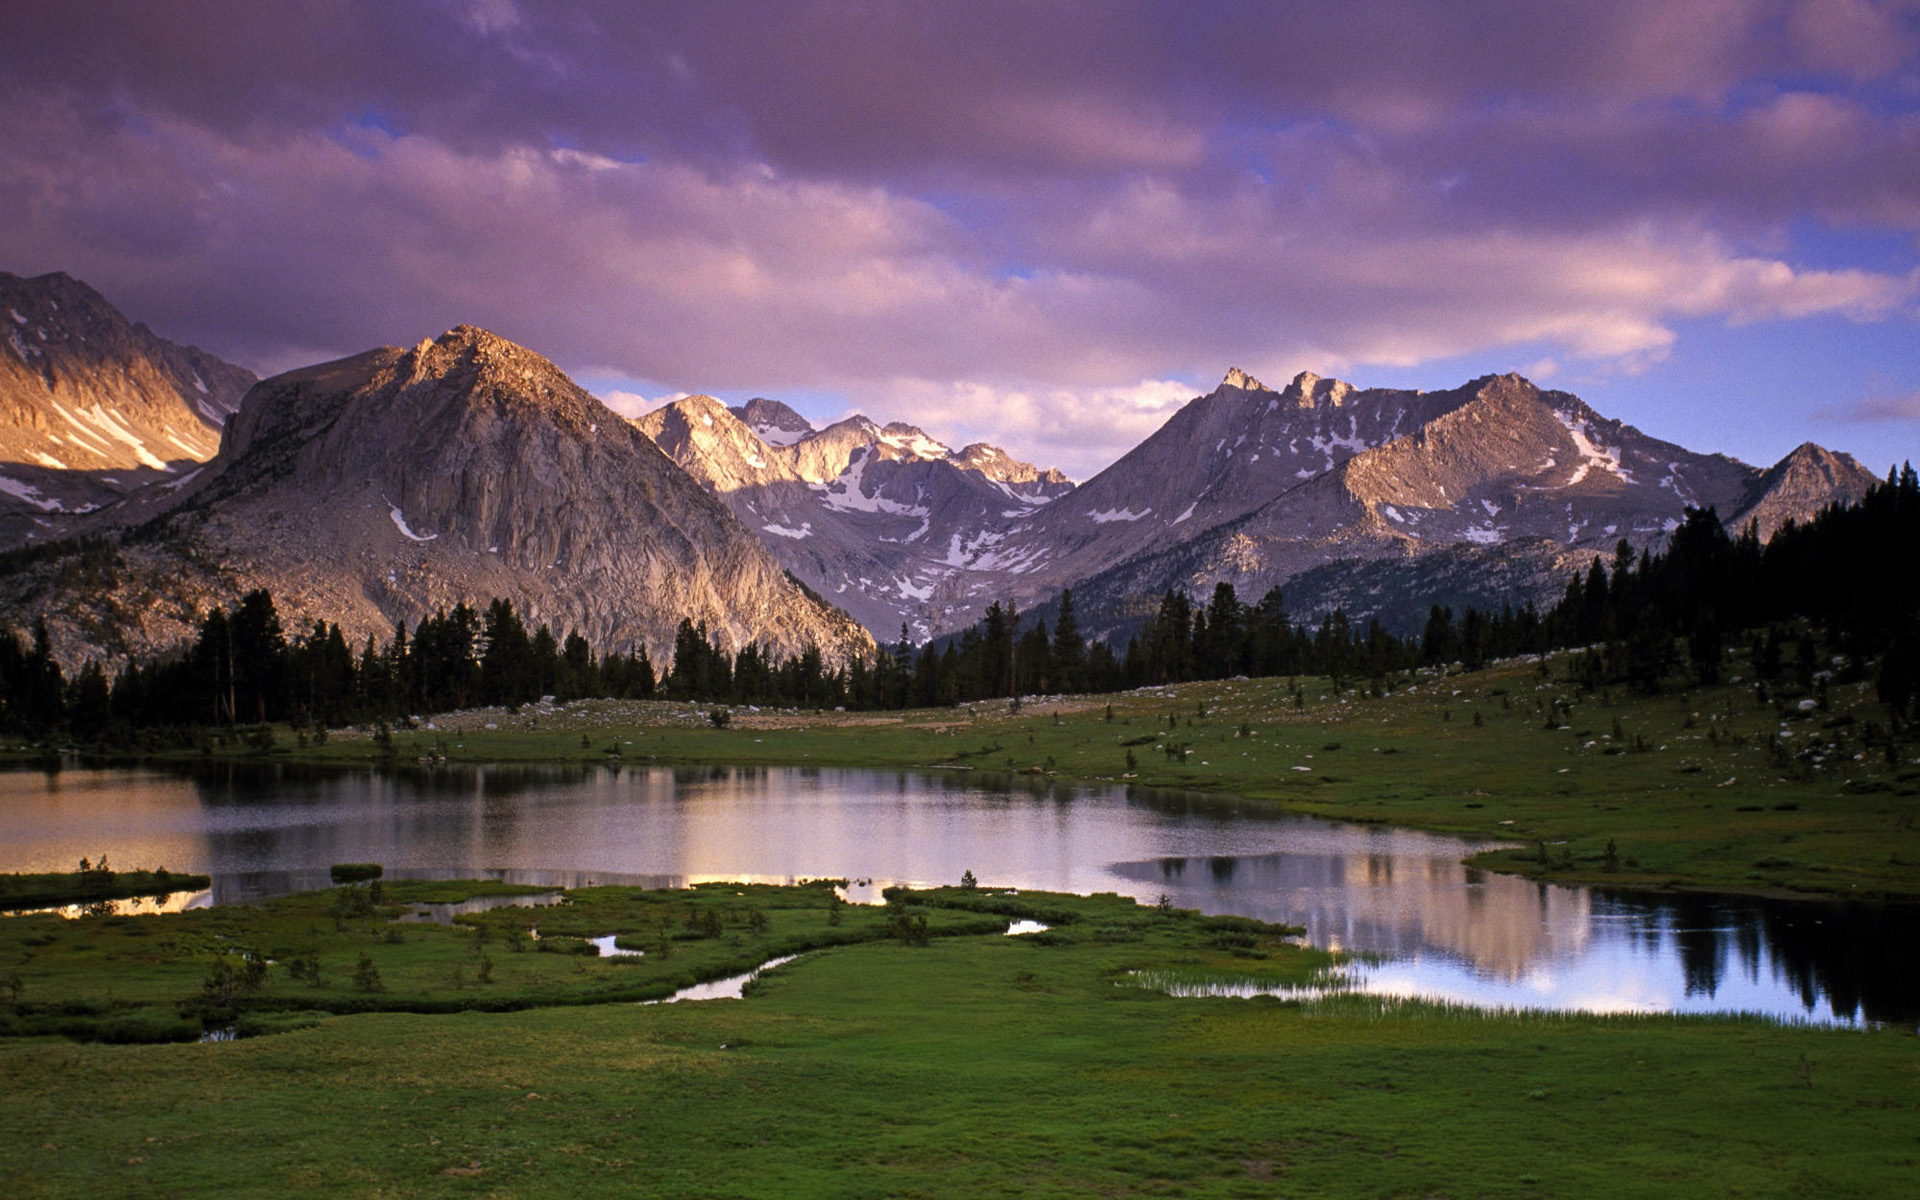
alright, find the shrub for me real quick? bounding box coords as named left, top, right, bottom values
left=352, top=953, right=384, bottom=992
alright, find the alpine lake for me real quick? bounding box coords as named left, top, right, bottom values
left=3, top=761, right=1910, bottom=1026
left=4, top=673, right=1918, bottom=1199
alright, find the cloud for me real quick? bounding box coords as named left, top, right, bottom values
left=1817, top=381, right=1920, bottom=421
left=597, top=390, right=689, bottom=420
left=870, top=378, right=1203, bottom=479
left=0, top=2, right=1915, bottom=476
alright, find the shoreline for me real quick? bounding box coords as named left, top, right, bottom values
left=3, top=660, right=1916, bottom=904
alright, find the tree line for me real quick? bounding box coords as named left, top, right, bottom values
left=0, top=464, right=1914, bottom=741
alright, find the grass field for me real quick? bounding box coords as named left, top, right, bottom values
left=5, top=638, right=1917, bottom=1198
left=2, top=881, right=1915, bottom=1199
left=60, top=646, right=1907, bottom=901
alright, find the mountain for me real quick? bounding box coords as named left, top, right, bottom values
left=636, top=396, right=1071, bottom=638
left=653, top=367, right=1877, bottom=643
left=1731, top=442, right=1881, bottom=540
left=1006, top=371, right=1880, bottom=637
left=1, top=268, right=1878, bottom=659
left=0, top=271, right=254, bottom=539
left=3, top=327, right=872, bottom=668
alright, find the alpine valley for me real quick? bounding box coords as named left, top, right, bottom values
left=0, top=272, right=1880, bottom=666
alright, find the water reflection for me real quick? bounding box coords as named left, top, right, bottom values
left=0, top=763, right=1910, bottom=1025
left=1115, top=851, right=1917, bottom=1026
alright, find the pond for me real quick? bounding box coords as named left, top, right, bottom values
left=0, top=762, right=1910, bottom=1025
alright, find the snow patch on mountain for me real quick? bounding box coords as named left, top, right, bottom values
left=389, top=506, right=437, bottom=541
left=814, top=450, right=930, bottom=516
left=1555, top=410, right=1634, bottom=486
left=0, top=475, right=63, bottom=512
left=754, top=424, right=807, bottom=446
left=879, top=425, right=950, bottom=460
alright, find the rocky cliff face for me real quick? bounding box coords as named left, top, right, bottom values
left=5, top=327, right=872, bottom=668
left=636, top=396, right=1071, bottom=638
left=0, top=271, right=254, bottom=542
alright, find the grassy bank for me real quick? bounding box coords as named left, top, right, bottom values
left=0, top=878, right=1057, bottom=1042
left=2, top=881, right=1914, bottom=1198
left=1, top=869, right=213, bottom=912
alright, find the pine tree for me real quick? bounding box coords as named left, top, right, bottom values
left=1051, top=590, right=1085, bottom=693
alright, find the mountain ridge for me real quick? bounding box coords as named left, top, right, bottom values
left=0, top=270, right=255, bottom=541
left=0, top=270, right=1883, bottom=659
left=4, top=325, right=874, bottom=669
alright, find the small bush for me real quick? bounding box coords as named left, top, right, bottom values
left=352, top=953, right=384, bottom=992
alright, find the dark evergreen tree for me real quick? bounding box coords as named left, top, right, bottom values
left=1051, top=589, right=1085, bottom=693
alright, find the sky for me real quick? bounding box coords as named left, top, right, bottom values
left=1, top=1, right=1916, bottom=480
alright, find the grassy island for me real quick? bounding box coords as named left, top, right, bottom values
left=0, top=868, right=212, bottom=912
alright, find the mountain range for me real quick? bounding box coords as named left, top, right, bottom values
left=636, top=367, right=1879, bottom=643
left=0, top=271, right=1883, bottom=667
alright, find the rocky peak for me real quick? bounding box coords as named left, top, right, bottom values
left=950, top=442, right=1074, bottom=494
left=1280, top=370, right=1354, bottom=409
left=120, top=325, right=874, bottom=667
left=1778, top=441, right=1852, bottom=473
left=731, top=397, right=814, bottom=445
left=1220, top=367, right=1271, bottom=393
left=1731, top=441, right=1880, bottom=539
left=1469, top=372, right=1543, bottom=403
left=224, top=325, right=604, bottom=466
left=876, top=421, right=950, bottom=460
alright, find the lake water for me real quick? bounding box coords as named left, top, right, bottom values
left=1, top=762, right=1911, bottom=1026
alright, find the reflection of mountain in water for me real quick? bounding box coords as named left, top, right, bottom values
left=1111, top=851, right=1586, bottom=980
left=1117, top=850, right=1918, bottom=1026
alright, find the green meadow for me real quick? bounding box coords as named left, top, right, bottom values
left=4, top=647, right=1917, bottom=1197
left=3, top=880, right=1917, bottom=1199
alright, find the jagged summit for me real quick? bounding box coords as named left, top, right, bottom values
left=1732, top=441, right=1878, bottom=539
left=1221, top=367, right=1271, bottom=393
left=43, top=323, right=877, bottom=668
left=732, top=397, right=814, bottom=445
left=220, top=324, right=605, bottom=466
left=0, top=270, right=254, bottom=467
left=1279, top=370, right=1355, bottom=408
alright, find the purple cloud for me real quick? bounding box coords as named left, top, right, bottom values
left=0, top=1, right=1915, bottom=475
